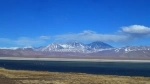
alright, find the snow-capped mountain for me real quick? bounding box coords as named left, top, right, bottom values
left=37, top=41, right=113, bottom=53
left=0, top=41, right=150, bottom=59
left=1, top=41, right=150, bottom=54
left=38, top=41, right=86, bottom=52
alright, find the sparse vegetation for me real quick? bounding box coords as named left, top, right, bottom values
left=0, top=68, right=150, bottom=84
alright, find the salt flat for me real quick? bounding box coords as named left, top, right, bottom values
left=0, top=57, right=150, bottom=63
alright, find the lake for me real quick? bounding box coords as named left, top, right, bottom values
left=0, top=60, right=150, bottom=77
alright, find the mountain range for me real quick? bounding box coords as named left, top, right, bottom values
left=0, top=41, right=150, bottom=59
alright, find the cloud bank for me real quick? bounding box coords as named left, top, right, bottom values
left=55, top=25, right=150, bottom=42
left=55, top=30, right=128, bottom=42
left=0, top=25, right=150, bottom=47
left=0, top=37, right=48, bottom=47
left=122, top=25, right=150, bottom=34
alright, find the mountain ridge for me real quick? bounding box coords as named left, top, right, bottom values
left=0, top=41, right=150, bottom=59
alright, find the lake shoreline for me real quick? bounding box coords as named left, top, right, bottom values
left=0, top=57, right=150, bottom=63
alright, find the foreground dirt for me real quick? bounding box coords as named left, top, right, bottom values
left=0, top=68, right=150, bottom=84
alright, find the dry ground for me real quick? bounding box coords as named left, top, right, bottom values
left=0, top=68, right=150, bottom=84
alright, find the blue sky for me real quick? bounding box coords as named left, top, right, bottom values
left=1, top=0, right=150, bottom=47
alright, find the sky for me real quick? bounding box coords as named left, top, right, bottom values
left=1, top=0, right=150, bottom=47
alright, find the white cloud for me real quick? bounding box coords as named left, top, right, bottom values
left=0, top=37, right=48, bottom=47
left=55, top=25, right=150, bottom=42
left=122, top=25, right=150, bottom=34
left=0, top=25, right=150, bottom=47
left=55, top=30, right=129, bottom=42
left=14, top=37, right=46, bottom=46
left=39, top=36, right=50, bottom=40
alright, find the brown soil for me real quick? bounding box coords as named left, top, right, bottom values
left=0, top=68, right=150, bottom=84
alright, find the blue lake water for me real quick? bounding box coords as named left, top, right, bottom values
left=0, top=60, right=150, bottom=77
